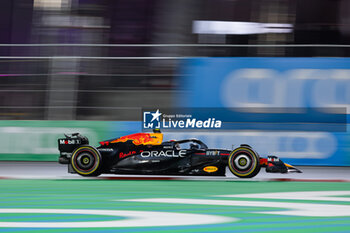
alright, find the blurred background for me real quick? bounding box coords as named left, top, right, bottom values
left=0, top=0, right=349, bottom=166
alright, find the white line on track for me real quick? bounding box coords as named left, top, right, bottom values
left=0, top=209, right=235, bottom=228
left=218, top=191, right=350, bottom=202
left=123, top=197, right=350, bottom=217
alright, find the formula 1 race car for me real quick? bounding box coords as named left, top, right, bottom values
left=58, top=129, right=301, bottom=178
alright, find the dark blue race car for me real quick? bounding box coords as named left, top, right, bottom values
left=58, top=129, right=301, bottom=178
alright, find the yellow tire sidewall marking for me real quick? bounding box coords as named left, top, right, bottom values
left=71, top=146, right=100, bottom=175
left=228, top=147, right=257, bottom=177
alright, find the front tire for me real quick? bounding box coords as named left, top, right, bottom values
left=71, top=146, right=102, bottom=177
left=228, top=147, right=260, bottom=178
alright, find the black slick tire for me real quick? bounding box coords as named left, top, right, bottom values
left=71, top=146, right=102, bottom=177
left=228, top=147, right=260, bottom=178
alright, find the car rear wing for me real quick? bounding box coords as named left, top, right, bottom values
left=58, top=133, right=89, bottom=153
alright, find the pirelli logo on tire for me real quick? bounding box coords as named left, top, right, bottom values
left=203, top=166, right=218, bottom=173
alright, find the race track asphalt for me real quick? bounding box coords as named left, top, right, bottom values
left=0, top=162, right=349, bottom=232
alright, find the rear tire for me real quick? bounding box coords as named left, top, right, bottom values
left=71, top=146, right=102, bottom=177
left=228, top=147, right=260, bottom=178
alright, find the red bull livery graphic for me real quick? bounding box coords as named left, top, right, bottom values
left=100, top=133, right=163, bottom=146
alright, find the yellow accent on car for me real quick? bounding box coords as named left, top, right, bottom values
left=203, top=166, right=218, bottom=173
left=148, top=133, right=163, bottom=145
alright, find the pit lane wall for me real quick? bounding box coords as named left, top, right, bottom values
left=0, top=120, right=349, bottom=166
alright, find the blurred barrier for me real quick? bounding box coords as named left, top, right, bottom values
left=0, top=120, right=143, bottom=161
left=176, top=57, right=350, bottom=166
left=1, top=45, right=350, bottom=121
left=0, top=121, right=110, bottom=161
left=0, top=120, right=141, bottom=161
left=178, top=57, right=350, bottom=110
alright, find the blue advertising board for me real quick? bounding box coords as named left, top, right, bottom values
left=176, top=58, right=350, bottom=166
left=178, top=57, right=350, bottom=109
